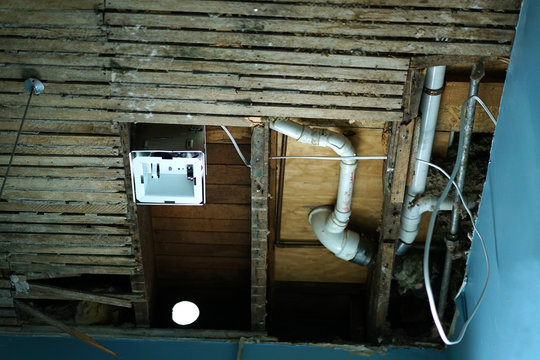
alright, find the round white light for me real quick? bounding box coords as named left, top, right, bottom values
left=172, top=301, right=200, bottom=325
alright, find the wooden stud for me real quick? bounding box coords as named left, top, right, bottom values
left=366, top=65, right=419, bottom=342
left=250, top=125, right=269, bottom=331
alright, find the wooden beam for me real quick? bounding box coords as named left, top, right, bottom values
left=14, top=283, right=135, bottom=308
left=13, top=300, right=119, bottom=358
left=402, top=69, right=427, bottom=123
left=250, top=125, right=270, bottom=331
left=410, top=55, right=494, bottom=69
left=366, top=67, right=420, bottom=342
left=118, top=123, right=155, bottom=327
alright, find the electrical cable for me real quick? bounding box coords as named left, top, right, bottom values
left=418, top=159, right=490, bottom=345
left=420, top=95, right=492, bottom=345
left=466, top=95, right=498, bottom=126
left=271, top=155, right=387, bottom=161
left=220, top=125, right=251, bottom=168
left=0, top=89, right=34, bottom=200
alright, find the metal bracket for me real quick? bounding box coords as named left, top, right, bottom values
left=24, top=77, right=45, bottom=95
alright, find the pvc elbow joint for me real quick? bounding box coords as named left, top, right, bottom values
left=398, top=195, right=457, bottom=255
left=309, top=207, right=373, bottom=266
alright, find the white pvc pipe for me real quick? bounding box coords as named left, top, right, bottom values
left=400, top=196, right=454, bottom=240
left=270, top=119, right=372, bottom=265
left=410, top=65, right=446, bottom=195
left=398, top=66, right=446, bottom=254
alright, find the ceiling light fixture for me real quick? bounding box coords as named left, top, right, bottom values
left=172, top=301, right=200, bottom=326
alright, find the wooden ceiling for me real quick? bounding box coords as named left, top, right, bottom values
left=0, top=0, right=519, bottom=342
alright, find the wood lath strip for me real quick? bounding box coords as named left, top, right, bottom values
left=108, top=27, right=512, bottom=56
left=105, top=13, right=515, bottom=42
left=0, top=27, right=106, bottom=39
left=2, top=234, right=131, bottom=246
left=1, top=0, right=104, bottom=10
left=105, top=0, right=518, bottom=25
left=9, top=254, right=135, bottom=267
left=0, top=59, right=407, bottom=82
left=2, top=0, right=521, bottom=11
left=0, top=119, right=118, bottom=135
left=0, top=177, right=125, bottom=192
left=13, top=283, right=134, bottom=308
left=0, top=213, right=127, bottom=225
left=2, top=94, right=402, bottom=123
left=0, top=223, right=129, bottom=235
left=0, top=167, right=124, bottom=179
left=0, top=107, right=253, bottom=126
left=0, top=134, right=120, bottom=147
left=2, top=244, right=132, bottom=256
left=0, top=10, right=103, bottom=26
left=0, top=70, right=403, bottom=96
left=0, top=202, right=127, bottom=214
left=9, top=263, right=135, bottom=275
left=1, top=83, right=403, bottom=110
left=0, top=38, right=409, bottom=68
left=0, top=155, right=123, bottom=167
left=1, top=190, right=127, bottom=203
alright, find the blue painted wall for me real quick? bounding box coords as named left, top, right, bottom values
left=0, top=335, right=444, bottom=360
left=447, top=0, right=540, bottom=359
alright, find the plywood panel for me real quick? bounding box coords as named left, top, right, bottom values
left=275, top=248, right=368, bottom=283
left=437, top=82, right=502, bottom=132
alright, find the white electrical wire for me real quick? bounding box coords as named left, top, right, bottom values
left=220, top=126, right=251, bottom=168
left=271, top=155, right=387, bottom=161
left=418, top=159, right=490, bottom=345
left=466, top=95, right=498, bottom=126
left=418, top=92, right=495, bottom=345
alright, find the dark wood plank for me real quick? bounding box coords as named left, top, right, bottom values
left=151, top=218, right=251, bottom=233
left=156, top=255, right=250, bottom=270
left=156, top=267, right=250, bottom=285
left=206, top=185, right=251, bottom=205
left=206, top=144, right=251, bottom=166
left=151, top=204, right=250, bottom=220
left=207, top=165, right=250, bottom=185
left=154, top=243, right=250, bottom=258
left=153, top=231, right=250, bottom=246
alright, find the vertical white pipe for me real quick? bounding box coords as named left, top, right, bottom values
left=326, top=160, right=357, bottom=233
left=410, top=65, right=446, bottom=194
left=397, top=66, right=446, bottom=254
